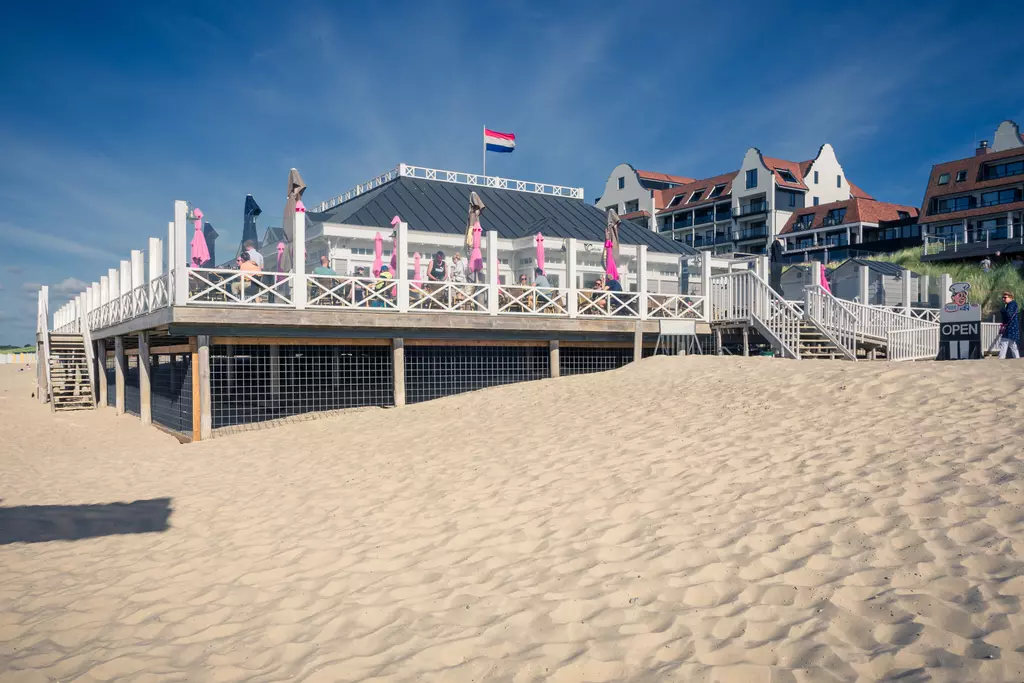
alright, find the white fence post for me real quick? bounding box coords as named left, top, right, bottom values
left=120, top=260, right=132, bottom=297
left=919, top=274, right=930, bottom=306
left=901, top=269, right=912, bottom=315
left=859, top=265, right=869, bottom=305
left=940, top=274, right=952, bottom=307
left=149, top=237, right=163, bottom=282
left=638, top=245, right=648, bottom=320
left=173, top=201, right=188, bottom=306
left=131, top=250, right=144, bottom=290
left=487, top=230, right=499, bottom=316
left=100, top=275, right=110, bottom=305
left=396, top=220, right=409, bottom=313
left=108, top=268, right=119, bottom=304
left=700, top=252, right=711, bottom=298
left=293, top=204, right=306, bottom=310
left=566, top=237, right=577, bottom=319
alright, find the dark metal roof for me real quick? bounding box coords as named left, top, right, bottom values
left=308, top=176, right=695, bottom=255
left=835, top=258, right=917, bottom=277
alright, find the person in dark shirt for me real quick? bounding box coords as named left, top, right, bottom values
left=998, top=291, right=1020, bottom=359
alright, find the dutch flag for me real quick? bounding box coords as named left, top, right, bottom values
left=484, top=128, right=516, bottom=154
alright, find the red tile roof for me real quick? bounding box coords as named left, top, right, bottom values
left=655, top=172, right=737, bottom=212
left=849, top=182, right=873, bottom=200
left=918, top=146, right=1024, bottom=224
left=780, top=198, right=919, bottom=235
left=762, top=157, right=809, bottom=190
left=619, top=210, right=651, bottom=221
left=635, top=170, right=696, bottom=185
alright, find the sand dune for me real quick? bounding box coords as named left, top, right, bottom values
left=1, top=357, right=1022, bottom=682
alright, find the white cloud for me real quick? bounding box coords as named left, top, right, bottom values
left=1, top=221, right=121, bottom=263
left=52, top=277, right=89, bottom=295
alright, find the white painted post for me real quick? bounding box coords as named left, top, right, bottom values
left=173, top=201, right=189, bottom=306
left=138, top=331, right=151, bottom=425
left=131, top=250, right=144, bottom=290
left=1008, top=211, right=1014, bottom=240
left=120, top=260, right=131, bottom=297
left=396, top=220, right=408, bottom=313
left=566, top=237, right=578, bottom=318
left=859, top=265, right=869, bottom=305
left=167, top=220, right=176, bottom=301
left=638, top=245, right=649, bottom=320
left=108, top=268, right=119, bottom=304
left=149, top=237, right=163, bottom=281
left=114, top=335, right=125, bottom=415
left=487, top=230, right=499, bottom=316
left=919, top=274, right=930, bottom=305
left=940, top=274, right=952, bottom=307
left=293, top=205, right=307, bottom=310
left=392, top=338, right=405, bottom=407
left=700, top=252, right=711, bottom=298
left=901, top=269, right=912, bottom=315
left=100, top=275, right=110, bottom=305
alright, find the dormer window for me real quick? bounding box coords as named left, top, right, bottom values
left=709, top=184, right=725, bottom=199
left=825, top=208, right=847, bottom=225
left=776, top=169, right=797, bottom=183
left=937, top=173, right=950, bottom=185
left=796, top=214, right=815, bottom=230
left=689, top=190, right=705, bottom=203
left=955, top=170, right=967, bottom=182
left=668, top=194, right=686, bottom=208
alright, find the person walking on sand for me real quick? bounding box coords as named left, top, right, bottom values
left=998, top=291, right=1019, bottom=359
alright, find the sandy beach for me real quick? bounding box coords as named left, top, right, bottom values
left=1, top=357, right=1022, bottom=682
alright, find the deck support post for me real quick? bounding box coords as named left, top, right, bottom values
left=487, top=230, right=499, bottom=316
left=633, top=322, right=643, bottom=362
left=392, top=338, right=405, bottom=407
left=742, top=326, right=749, bottom=357
left=549, top=340, right=560, bottom=378
left=96, top=340, right=107, bottom=408
left=138, top=332, right=151, bottom=425
left=714, top=327, right=723, bottom=355
left=114, top=335, right=126, bottom=415
left=269, top=345, right=281, bottom=407
left=197, top=334, right=212, bottom=440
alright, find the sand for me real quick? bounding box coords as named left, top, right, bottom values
left=1, top=356, right=1023, bottom=682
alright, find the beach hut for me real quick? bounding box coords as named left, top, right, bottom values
left=780, top=265, right=834, bottom=301
left=829, top=259, right=922, bottom=306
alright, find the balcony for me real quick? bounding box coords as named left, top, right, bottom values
left=738, top=227, right=767, bottom=240
left=736, top=201, right=768, bottom=218
left=694, top=213, right=714, bottom=225
left=715, top=211, right=732, bottom=222
left=713, top=232, right=733, bottom=244
left=821, top=236, right=849, bottom=248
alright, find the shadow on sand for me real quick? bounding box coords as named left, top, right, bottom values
left=0, top=498, right=172, bottom=545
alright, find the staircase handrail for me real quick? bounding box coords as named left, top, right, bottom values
left=887, top=326, right=940, bottom=361
left=709, top=271, right=801, bottom=358
left=804, top=285, right=859, bottom=361
left=842, top=299, right=938, bottom=342
left=77, top=303, right=97, bottom=405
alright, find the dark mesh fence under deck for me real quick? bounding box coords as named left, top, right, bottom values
left=105, top=356, right=115, bottom=407
left=124, top=355, right=140, bottom=416
left=210, top=344, right=393, bottom=429
left=405, top=345, right=550, bottom=404
left=151, top=353, right=193, bottom=436
left=559, top=346, right=635, bottom=376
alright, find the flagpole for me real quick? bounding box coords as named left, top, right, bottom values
left=482, top=125, right=487, bottom=178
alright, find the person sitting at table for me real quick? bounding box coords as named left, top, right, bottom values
left=370, top=265, right=395, bottom=307
left=312, top=255, right=336, bottom=276
left=236, top=250, right=262, bottom=300
left=605, top=277, right=626, bottom=315
left=425, top=251, right=448, bottom=308
left=534, top=267, right=561, bottom=311
left=582, top=276, right=608, bottom=312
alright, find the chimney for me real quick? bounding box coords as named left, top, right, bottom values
left=976, top=139, right=989, bottom=156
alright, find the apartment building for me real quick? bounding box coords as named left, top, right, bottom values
left=918, top=120, right=1024, bottom=260
left=595, top=165, right=694, bottom=231
left=777, top=197, right=919, bottom=263
left=598, top=143, right=873, bottom=255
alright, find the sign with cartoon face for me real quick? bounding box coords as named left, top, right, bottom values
left=938, top=282, right=981, bottom=360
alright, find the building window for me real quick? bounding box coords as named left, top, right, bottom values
left=814, top=171, right=819, bottom=184
left=934, top=196, right=973, bottom=214
left=709, top=184, right=725, bottom=199
left=980, top=188, right=1021, bottom=207
left=796, top=214, right=815, bottom=230
left=824, top=208, right=847, bottom=226
left=788, top=191, right=796, bottom=208
left=982, top=160, right=1024, bottom=180
left=813, top=197, right=819, bottom=206
left=897, top=211, right=910, bottom=219
left=937, top=173, right=950, bottom=185
left=955, top=170, right=967, bottom=182
left=836, top=175, right=842, bottom=188
left=689, top=190, right=705, bottom=203
left=746, top=169, right=757, bottom=189
left=668, top=195, right=686, bottom=208
left=777, top=169, right=797, bottom=183
left=623, top=200, right=639, bottom=213
left=617, top=177, right=625, bottom=189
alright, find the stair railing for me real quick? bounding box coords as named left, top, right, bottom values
left=709, top=271, right=801, bottom=358
left=888, top=326, right=940, bottom=361
left=843, top=299, right=938, bottom=344
left=804, top=285, right=859, bottom=361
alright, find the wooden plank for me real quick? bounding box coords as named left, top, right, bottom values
left=392, top=338, right=405, bottom=407
left=404, top=339, right=546, bottom=347
left=148, top=344, right=192, bottom=356
left=198, top=335, right=211, bottom=441
left=559, top=341, right=637, bottom=349
left=191, top=341, right=201, bottom=441
left=210, top=336, right=390, bottom=347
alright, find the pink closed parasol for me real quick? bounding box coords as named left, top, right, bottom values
left=470, top=224, right=484, bottom=274
left=603, top=240, right=619, bottom=281
left=413, top=252, right=422, bottom=282
left=372, top=232, right=383, bottom=277
left=190, top=208, right=210, bottom=267
left=534, top=232, right=545, bottom=273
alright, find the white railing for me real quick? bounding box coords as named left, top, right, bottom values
left=709, top=271, right=801, bottom=358
left=982, top=322, right=1001, bottom=354
left=409, top=282, right=490, bottom=314
left=843, top=300, right=937, bottom=342
left=149, top=274, right=170, bottom=311
left=308, top=275, right=398, bottom=310
left=805, top=286, right=858, bottom=361
left=879, top=306, right=940, bottom=323
left=310, top=167, right=403, bottom=212
left=186, top=268, right=294, bottom=306
left=888, top=326, right=939, bottom=361
left=647, top=294, right=705, bottom=320
left=577, top=288, right=639, bottom=317
left=497, top=285, right=567, bottom=315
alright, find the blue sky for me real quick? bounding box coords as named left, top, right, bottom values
left=1, top=1, right=1022, bottom=344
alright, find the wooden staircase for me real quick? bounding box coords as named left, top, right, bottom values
left=48, top=333, right=95, bottom=411
left=797, top=321, right=847, bottom=360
